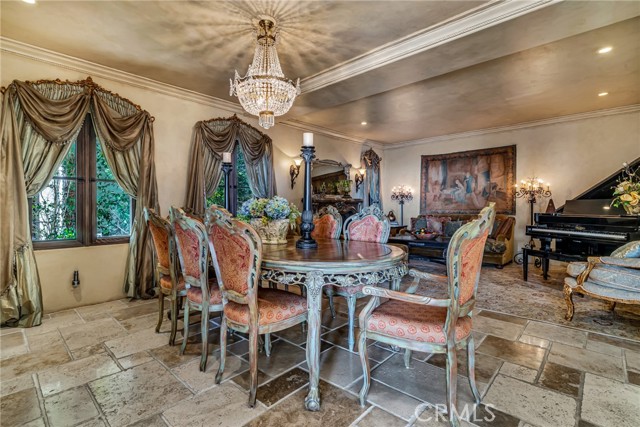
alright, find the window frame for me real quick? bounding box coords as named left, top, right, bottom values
left=30, top=116, right=134, bottom=250
left=207, top=144, right=252, bottom=216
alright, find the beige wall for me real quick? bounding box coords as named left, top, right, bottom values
left=1, top=50, right=366, bottom=312
left=381, top=110, right=640, bottom=249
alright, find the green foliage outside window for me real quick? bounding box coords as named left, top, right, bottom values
left=95, top=141, right=131, bottom=237
left=206, top=147, right=253, bottom=211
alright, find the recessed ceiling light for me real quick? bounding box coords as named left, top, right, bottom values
left=597, top=46, right=613, bottom=54
left=361, top=121, right=367, bottom=125
left=598, top=92, right=609, bottom=97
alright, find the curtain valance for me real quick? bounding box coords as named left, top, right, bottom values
left=185, top=115, right=276, bottom=215
left=1, top=77, right=159, bottom=327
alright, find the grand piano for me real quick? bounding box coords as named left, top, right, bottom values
left=523, top=159, right=640, bottom=280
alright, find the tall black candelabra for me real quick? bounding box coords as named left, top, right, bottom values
left=391, top=185, right=413, bottom=226
left=296, top=145, right=317, bottom=249
left=222, top=162, right=233, bottom=212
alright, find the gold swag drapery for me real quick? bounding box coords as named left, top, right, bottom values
left=184, top=115, right=276, bottom=215
left=0, top=78, right=159, bottom=327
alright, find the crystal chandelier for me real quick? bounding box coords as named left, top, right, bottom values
left=230, top=18, right=300, bottom=130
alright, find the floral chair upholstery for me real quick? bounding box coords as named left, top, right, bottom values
left=358, top=203, right=495, bottom=426
left=207, top=206, right=308, bottom=407
left=170, top=207, right=223, bottom=372
left=325, top=205, right=391, bottom=351
left=145, top=208, right=187, bottom=346
left=311, top=205, right=342, bottom=240
left=564, top=240, right=640, bottom=320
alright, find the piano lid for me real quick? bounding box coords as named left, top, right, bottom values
left=557, top=157, right=640, bottom=213
left=562, top=199, right=626, bottom=216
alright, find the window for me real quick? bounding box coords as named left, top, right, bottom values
left=30, top=116, right=133, bottom=248
left=207, top=146, right=253, bottom=215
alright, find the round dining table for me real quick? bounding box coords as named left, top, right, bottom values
left=260, top=238, right=408, bottom=411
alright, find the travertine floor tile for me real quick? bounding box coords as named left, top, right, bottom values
left=112, top=301, right=159, bottom=322
left=24, top=310, right=84, bottom=336
left=0, top=331, right=28, bottom=359
left=588, top=333, right=640, bottom=353
left=76, top=418, right=108, bottom=427
left=89, top=360, right=191, bottom=427
left=518, top=334, right=550, bottom=349
left=172, top=353, right=248, bottom=393
left=38, top=352, right=120, bottom=397
left=349, top=378, right=423, bottom=421
left=477, top=336, right=546, bottom=370
left=626, top=351, right=640, bottom=372
left=0, top=373, right=35, bottom=397
left=356, top=407, right=407, bottom=427
left=523, top=322, right=587, bottom=348
left=253, top=340, right=306, bottom=378
left=245, top=379, right=367, bottom=427
left=44, top=386, right=99, bottom=427
left=163, top=383, right=265, bottom=427
left=548, top=342, right=624, bottom=381
left=426, top=350, right=502, bottom=383
left=499, top=362, right=537, bottom=383
left=538, top=362, right=581, bottom=397
left=148, top=344, right=198, bottom=368
left=27, top=330, right=65, bottom=351
left=127, top=414, right=169, bottom=426
left=301, top=346, right=365, bottom=388
left=59, top=317, right=127, bottom=350
left=255, top=367, right=308, bottom=407
left=104, top=327, right=169, bottom=358
left=484, top=375, right=576, bottom=427
left=71, top=343, right=107, bottom=360
left=581, top=373, right=640, bottom=427
left=585, top=339, right=623, bottom=356
left=0, top=343, right=71, bottom=380
left=477, top=311, right=528, bottom=326
left=75, top=300, right=128, bottom=321
left=472, top=316, right=524, bottom=341
left=0, top=387, right=42, bottom=426
left=118, top=351, right=154, bottom=369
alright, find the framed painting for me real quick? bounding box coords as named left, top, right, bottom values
left=419, top=145, right=516, bottom=214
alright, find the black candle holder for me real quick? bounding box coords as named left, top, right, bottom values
left=296, top=146, right=317, bottom=249
left=222, top=162, right=233, bottom=212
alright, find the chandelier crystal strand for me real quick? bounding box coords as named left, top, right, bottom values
left=230, top=18, right=300, bottom=129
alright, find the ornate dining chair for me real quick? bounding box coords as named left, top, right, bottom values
left=170, top=207, right=223, bottom=372
left=325, top=204, right=391, bottom=351
left=311, top=205, right=342, bottom=240
left=144, top=208, right=186, bottom=346
left=207, top=206, right=308, bottom=407
left=358, top=203, right=495, bottom=426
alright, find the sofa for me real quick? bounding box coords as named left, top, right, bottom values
left=409, top=213, right=515, bottom=267
left=563, top=240, right=640, bottom=320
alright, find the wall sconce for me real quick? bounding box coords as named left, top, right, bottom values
left=355, top=168, right=366, bottom=192
left=290, top=158, right=302, bottom=189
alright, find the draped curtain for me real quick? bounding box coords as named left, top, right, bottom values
left=184, top=115, right=276, bottom=215
left=361, top=148, right=382, bottom=209
left=0, top=78, right=158, bottom=327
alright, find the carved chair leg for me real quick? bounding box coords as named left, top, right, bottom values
left=466, top=336, right=481, bottom=404
left=264, top=333, right=272, bottom=357
left=200, top=307, right=210, bottom=372
left=248, top=328, right=259, bottom=408
left=358, top=329, right=370, bottom=407
left=347, top=296, right=357, bottom=352
left=404, top=349, right=412, bottom=368
left=564, top=284, right=575, bottom=321
left=326, top=288, right=336, bottom=318
left=180, top=302, right=190, bottom=356
left=445, top=344, right=459, bottom=426
left=156, top=291, right=165, bottom=333
left=169, top=295, right=179, bottom=346
left=215, top=316, right=227, bottom=384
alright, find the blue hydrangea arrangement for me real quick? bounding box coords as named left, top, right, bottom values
left=238, top=196, right=300, bottom=224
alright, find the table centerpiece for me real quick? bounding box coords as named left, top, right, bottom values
left=612, top=162, right=640, bottom=215
left=238, top=196, right=300, bottom=244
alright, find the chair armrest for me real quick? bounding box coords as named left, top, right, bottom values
left=362, top=286, right=450, bottom=307
left=598, top=257, right=640, bottom=269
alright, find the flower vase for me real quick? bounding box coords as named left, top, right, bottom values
left=250, top=218, right=289, bottom=244
left=623, top=204, right=640, bottom=215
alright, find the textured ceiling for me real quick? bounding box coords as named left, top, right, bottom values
left=1, top=0, right=639, bottom=143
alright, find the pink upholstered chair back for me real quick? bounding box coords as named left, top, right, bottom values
left=145, top=208, right=171, bottom=273
left=207, top=206, right=262, bottom=301
left=170, top=207, right=208, bottom=290
left=311, top=205, right=342, bottom=240
left=446, top=203, right=495, bottom=308
left=344, top=205, right=390, bottom=243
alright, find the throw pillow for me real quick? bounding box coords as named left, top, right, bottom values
left=611, top=241, right=640, bottom=259
left=444, top=220, right=463, bottom=237
left=484, top=239, right=507, bottom=254
left=414, top=218, right=428, bottom=231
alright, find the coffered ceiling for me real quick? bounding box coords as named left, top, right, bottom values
left=2, top=0, right=639, bottom=144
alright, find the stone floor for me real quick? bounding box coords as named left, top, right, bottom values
left=1, top=262, right=639, bottom=427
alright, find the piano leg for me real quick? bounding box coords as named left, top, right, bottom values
left=522, top=248, right=529, bottom=281
left=542, top=257, right=550, bottom=280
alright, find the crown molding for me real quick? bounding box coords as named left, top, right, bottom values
left=0, top=37, right=245, bottom=114
left=281, top=119, right=385, bottom=150
left=384, top=104, right=640, bottom=151
left=301, top=0, right=562, bottom=93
